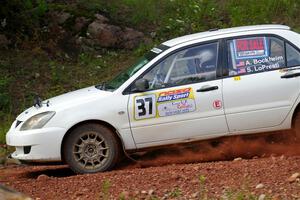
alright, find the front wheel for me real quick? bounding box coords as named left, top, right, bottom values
left=63, top=123, right=121, bottom=174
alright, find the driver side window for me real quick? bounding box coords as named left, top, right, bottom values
left=141, top=42, right=219, bottom=90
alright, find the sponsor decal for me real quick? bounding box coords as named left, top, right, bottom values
left=236, top=60, right=245, bottom=67
left=237, top=67, right=246, bottom=74
left=213, top=100, right=222, bottom=109
left=157, top=88, right=196, bottom=117
left=234, top=37, right=268, bottom=59
left=133, top=87, right=196, bottom=120
left=234, top=76, right=241, bottom=81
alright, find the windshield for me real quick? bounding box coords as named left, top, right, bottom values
left=96, top=44, right=170, bottom=91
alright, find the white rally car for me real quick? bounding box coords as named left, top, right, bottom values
left=6, top=25, right=300, bottom=174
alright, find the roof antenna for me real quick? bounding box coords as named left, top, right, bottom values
left=209, top=28, right=219, bottom=32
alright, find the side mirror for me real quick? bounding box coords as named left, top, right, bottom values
left=134, top=78, right=149, bottom=92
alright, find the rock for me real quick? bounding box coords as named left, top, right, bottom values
left=74, top=17, right=89, bottom=32
left=5, top=158, right=21, bottom=165
left=148, top=189, right=154, bottom=196
left=94, top=14, right=109, bottom=23
left=87, top=22, right=121, bottom=47
left=120, top=27, right=145, bottom=49
left=75, top=191, right=84, bottom=196
left=0, top=184, right=32, bottom=200
left=255, top=183, right=264, bottom=189
left=233, top=157, right=242, bottom=161
left=35, top=73, right=40, bottom=79
left=287, top=172, right=300, bottom=183
left=53, top=11, right=71, bottom=25
left=191, top=192, right=199, bottom=198
left=268, top=190, right=273, bottom=193
left=271, top=195, right=281, bottom=200
left=120, top=191, right=130, bottom=199
left=0, top=157, right=6, bottom=165
left=258, top=194, right=266, bottom=200
left=87, top=17, right=146, bottom=49
left=37, top=174, right=49, bottom=181
left=0, top=34, right=10, bottom=49
left=141, top=190, right=147, bottom=195
left=47, top=11, right=71, bottom=25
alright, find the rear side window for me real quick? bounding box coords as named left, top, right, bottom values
left=286, top=43, right=300, bottom=67
left=227, top=36, right=285, bottom=76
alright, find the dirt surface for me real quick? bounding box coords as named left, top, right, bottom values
left=1, top=132, right=300, bottom=200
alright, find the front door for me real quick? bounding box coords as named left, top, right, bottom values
left=127, top=42, right=229, bottom=148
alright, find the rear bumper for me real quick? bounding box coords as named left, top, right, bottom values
left=6, top=124, right=66, bottom=162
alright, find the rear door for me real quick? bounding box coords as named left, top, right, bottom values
left=223, top=35, right=300, bottom=132
left=127, top=42, right=229, bottom=148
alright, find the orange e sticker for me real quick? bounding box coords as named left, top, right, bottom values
left=234, top=76, right=241, bottom=81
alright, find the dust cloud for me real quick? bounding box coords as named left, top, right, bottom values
left=124, top=130, right=300, bottom=168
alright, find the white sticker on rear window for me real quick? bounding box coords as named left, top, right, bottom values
left=151, top=47, right=163, bottom=54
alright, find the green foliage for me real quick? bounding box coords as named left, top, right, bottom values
left=222, top=188, right=272, bottom=200
left=198, top=174, right=208, bottom=199
left=225, top=0, right=299, bottom=26
left=169, top=187, right=182, bottom=198
left=0, top=48, right=139, bottom=144
left=0, top=76, right=11, bottom=114
left=100, top=179, right=111, bottom=200
left=93, top=0, right=300, bottom=39
left=0, top=114, right=14, bottom=144
left=0, top=0, right=48, bottom=41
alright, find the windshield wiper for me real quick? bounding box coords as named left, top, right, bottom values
left=95, top=82, right=106, bottom=90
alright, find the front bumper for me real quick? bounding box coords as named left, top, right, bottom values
left=6, top=122, right=66, bottom=162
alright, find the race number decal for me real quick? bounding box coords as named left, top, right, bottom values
left=134, top=94, right=156, bottom=120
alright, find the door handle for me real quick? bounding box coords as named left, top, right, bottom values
left=281, top=72, right=300, bottom=79
left=196, top=85, right=219, bottom=92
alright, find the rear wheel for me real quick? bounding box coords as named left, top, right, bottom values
left=63, top=123, right=121, bottom=174
left=294, top=111, right=300, bottom=140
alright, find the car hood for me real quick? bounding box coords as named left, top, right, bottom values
left=16, top=86, right=111, bottom=122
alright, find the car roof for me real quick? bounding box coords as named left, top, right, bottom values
left=162, top=24, right=290, bottom=47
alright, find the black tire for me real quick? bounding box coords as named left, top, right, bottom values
left=294, top=111, right=300, bottom=140
left=63, top=123, right=121, bottom=174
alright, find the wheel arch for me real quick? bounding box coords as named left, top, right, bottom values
left=292, top=102, right=300, bottom=128
left=60, top=120, right=124, bottom=163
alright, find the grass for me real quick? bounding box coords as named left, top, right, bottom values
left=100, top=179, right=111, bottom=200
left=0, top=48, right=141, bottom=145
left=101, top=174, right=273, bottom=199
left=169, top=187, right=182, bottom=198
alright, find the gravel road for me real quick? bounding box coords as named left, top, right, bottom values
left=1, top=132, right=300, bottom=200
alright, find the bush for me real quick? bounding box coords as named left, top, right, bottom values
left=0, top=0, right=48, bottom=43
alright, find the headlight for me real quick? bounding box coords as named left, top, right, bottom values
left=20, top=111, right=56, bottom=131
